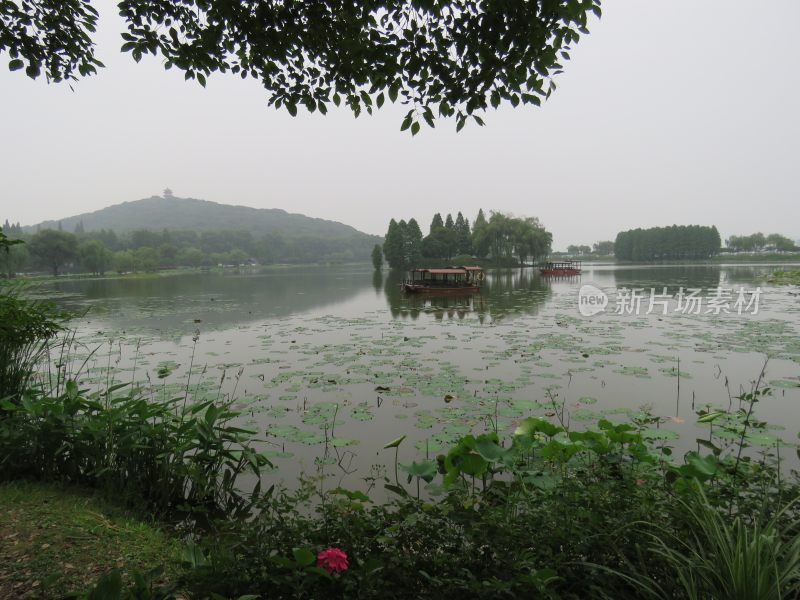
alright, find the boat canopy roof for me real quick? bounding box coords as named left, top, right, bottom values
left=413, top=268, right=468, bottom=274
left=544, top=259, right=581, bottom=266
left=410, top=266, right=483, bottom=275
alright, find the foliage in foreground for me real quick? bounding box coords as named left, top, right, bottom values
left=0, top=376, right=269, bottom=522
left=2, top=1, right=600, bottom=132
left=2, top=365, right=799, bottom=598
left=180, top=408, right=800, bottom=600
left=1, top=289, right=798, bottom=598
left=0, top=283, right=64, bottom=405
left=602, top=490, right=800, bottom=600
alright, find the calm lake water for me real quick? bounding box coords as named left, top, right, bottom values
left=46, top=263, right=800, bottom=495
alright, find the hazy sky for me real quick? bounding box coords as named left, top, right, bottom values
left=2, top=1, right=798, bottom=249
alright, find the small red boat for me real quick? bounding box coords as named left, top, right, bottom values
left=403, top=266, right=484, bottom=294
left=539, top=260, right=582, bottom=276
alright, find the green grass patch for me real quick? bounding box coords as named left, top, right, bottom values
left=0, top=481, right=180, bottom=598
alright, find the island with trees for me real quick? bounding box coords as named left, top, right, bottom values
left=383, top=209, right=552, bottom=270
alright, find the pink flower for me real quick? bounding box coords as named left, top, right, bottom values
left=317, top=547, right=348, bottom=573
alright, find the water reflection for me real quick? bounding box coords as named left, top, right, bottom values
left=384, top=267, right=552, bottom=321
left=48, top=266, right=376, bottom=332
left=46, top=263, right=795, bottom=335
left=585, top=264, right=788, bottom=292
left=44, top=262, right=800, bottom=494
left=372, top=270, right=384, bottom=294
left=390, top=290, right=481, bottom=321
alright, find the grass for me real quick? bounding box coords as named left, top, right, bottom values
left=0, top=481, right=181, bottom=598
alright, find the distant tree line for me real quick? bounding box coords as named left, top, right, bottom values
left=614, top=225, right=721, bottom=261
left=382, top=209, right=551, bottom=270
left=564, top=241, right=614, bottom=256
left=566, top=244, right=591, bottom=256
left=0, top=220, right=378, bottom=277
left=725, top=232, right=796, bottom=252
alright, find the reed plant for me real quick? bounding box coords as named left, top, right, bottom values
left=0, top=282, right=64, bottom=406
left=597, top=488, right=800, bottom=600
left=0, top=346, right=271, bottom=521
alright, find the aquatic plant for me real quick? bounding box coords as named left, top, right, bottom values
left=768, top=270, right=800, bottom=285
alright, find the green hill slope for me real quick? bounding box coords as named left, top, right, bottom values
left=20, top=194, right=382, bottom=264
left=27, top=195, right=372, bottom=240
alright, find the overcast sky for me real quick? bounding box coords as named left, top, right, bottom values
left=2, top=1, right=798, bottom=250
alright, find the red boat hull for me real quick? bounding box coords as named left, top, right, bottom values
left=539, top=268, right=581, bottom=276
left=403, top=284, right=481, bottom=294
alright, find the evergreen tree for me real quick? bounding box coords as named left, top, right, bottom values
left=441, top=214, right=457, bottom=258
left=422, top=227, right=447, bottom=259
left=404, top=219, right=423, bottom=266
left=429, top=213, right=444, bottom=234
left=383, top=219, right=405, bottom=270
left=472, top=209, right=489, bottom=259
left=455, top=212, right=472, bottom=255
left=422, top=217, right=456, bottom=260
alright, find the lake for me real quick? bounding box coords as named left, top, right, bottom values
left=45, top=263, right=800, bottom=496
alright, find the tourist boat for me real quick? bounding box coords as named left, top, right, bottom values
left=539, top=260, right=582, bottom=276
left=402, top=266, right=484, bottom=293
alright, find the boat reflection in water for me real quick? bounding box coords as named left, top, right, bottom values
left=400, top=292, right=486, bottom=321
left=386, top=267, right=551, bottom=322
left=539, top=259, right=582, bottom=277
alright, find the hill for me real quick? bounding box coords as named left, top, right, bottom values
left=13, top=194, right=382, bottom=266
left=26, top=194, right=374, bottom=241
